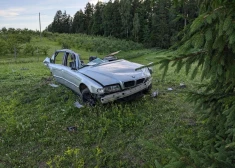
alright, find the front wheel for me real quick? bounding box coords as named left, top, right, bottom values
left=81, top=88, right=96, bottom=106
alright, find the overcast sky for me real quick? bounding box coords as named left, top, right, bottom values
left=0, top=0, right=106, bottom=31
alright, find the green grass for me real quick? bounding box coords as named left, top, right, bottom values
left=0, top=36, right=202, bottom=167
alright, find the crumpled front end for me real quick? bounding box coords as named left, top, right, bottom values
left=100, top=77, right=152, bottom=103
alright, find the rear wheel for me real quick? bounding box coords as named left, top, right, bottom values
left=81, top=88, right=96, bottom=106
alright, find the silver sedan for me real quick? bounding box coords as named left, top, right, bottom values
left=43, top=49, right=152, bottom=105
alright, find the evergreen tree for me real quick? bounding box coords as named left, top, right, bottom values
left=45, top=0, right=198, bottom=50
left=142, top=24, right=151, bottom=45
left=91, top=2, right=104, bottom=35
left=84, top=2, right=94, bottom=34
left=1, top=27, right=7, bottom=33
left=130, top=0, right=142, bottom=41
left=132, top=13, right=140, bottom=41
left=157, top=0, right=235, bottom=167
left=168, top=4, right=181, bottom=46
left=51, top=10, right=63, bottom=33
left=72, top=10, right=85, bottom=33
left=182, top=0, right=198, bottom=29
left=111, top=0, right=122, bottom=38
left=119, top=0, right=132, bottom=38
left=139, top=0, right=152, bottom=44
left=102, top=0, right=114, bottom=36
left=130, top=0, right=141, bottom=17
left=150, top=0, right=170, bottom=48
left=48, top=10, right=71, bottom=33
left=61, top=11, right=72, bottom=33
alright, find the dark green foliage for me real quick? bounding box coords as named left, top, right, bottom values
left=102, top=0, right=117, bottom=36
left=71, top=10, right=85, bottom=34
left=91, top=2, right=104, bottom=35
left=45, top=0, right=199, bottom=49
left=150, top=0, right=171, bottom=48
left=46, top=10, right=72, bottom=33
left=84, top=2, right=94, bottom=34
left=132, top=13, right=140, bottom=41
left=156, top=0, right=235, bottom=167
left=111, top=0, right=122, bottom=38
left=119, top=0, right=132, bottom=38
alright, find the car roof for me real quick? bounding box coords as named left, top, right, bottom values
left=56, top=49, right=77, bottom=54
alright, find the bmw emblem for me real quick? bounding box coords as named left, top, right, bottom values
left=132, top=76, right=135, bottom=78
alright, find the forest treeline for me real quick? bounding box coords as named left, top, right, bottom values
left=46, top=0, right=199, bottom=48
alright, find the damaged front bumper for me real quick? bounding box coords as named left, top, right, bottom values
left=100, top=78, right=152, bottom=103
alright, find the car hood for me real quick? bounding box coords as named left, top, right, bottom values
left=79, top=60, right=148, bottom=86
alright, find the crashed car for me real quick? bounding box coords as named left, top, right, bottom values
left=43, top=49, right=152, bottom=105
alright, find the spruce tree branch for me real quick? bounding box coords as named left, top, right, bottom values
left=135, top=50, right=207, bottom=71
left=190, top=91, right=235, bottom=101
left=170, top=50, right=207, bottom=62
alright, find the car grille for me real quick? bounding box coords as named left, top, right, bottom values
left=123, top=78, right=145, bottom=88
left=124, top=81, right=135, bottom=88
left=136, top=78, right=145, bottom=85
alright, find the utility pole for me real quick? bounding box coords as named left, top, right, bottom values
left=39, top=12, right=42, bottom=41
left=14, top=46, right=17, bottom=61
left=38, top=12, right=42, bottom=62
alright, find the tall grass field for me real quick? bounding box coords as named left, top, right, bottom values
left=0, top=34, right=203, bottom=167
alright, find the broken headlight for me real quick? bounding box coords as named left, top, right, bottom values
left=97, top=84, right=121, bottom=94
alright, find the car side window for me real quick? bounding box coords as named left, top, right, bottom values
left=54, top=51, right=81, bottom=69
left=69, top=54, right=77, bottom=69
left=62, top=53, right=69, bottom=66
left=54, top=52, right=65, bottom=65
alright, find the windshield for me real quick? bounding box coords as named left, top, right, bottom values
left=86, top=58, right=107, bottom=66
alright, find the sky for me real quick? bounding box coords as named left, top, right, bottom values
left=0, top=0, right=106, bottom=31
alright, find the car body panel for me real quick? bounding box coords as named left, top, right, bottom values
left=79, top=59, right=147, bottom=87
left=43, top=49, right=152, bottom=103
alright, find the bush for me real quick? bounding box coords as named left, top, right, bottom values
left=7, top=42, right=22, bottom=55
left=38, top=46, right=50, bottom=55
left=42, top=31, right=53, bottom=38
left=0, top=39, right=9, bottom=55
left=23, top=43, right=36, bottom=56
left=48, top=33, right=144, bottom=54
left=61, top=42, right=71, bottom=49
left=8, top=34, right=31, bottom=43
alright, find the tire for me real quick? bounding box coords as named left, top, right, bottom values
left=81, top=88, right=96, bottom=106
